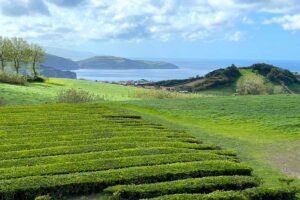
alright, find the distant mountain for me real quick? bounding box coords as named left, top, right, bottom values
left=39, top=65, right=77, bottom=79
left=42, top=54, right=80, bottom=71
left=77, top=56, right=179, bottom=69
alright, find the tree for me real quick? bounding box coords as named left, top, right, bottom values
left=28, top=44, right=45, bottom=77
left=236, top=76, right=266, bottom=95
left=10, top=37, right=29, bottom=74
left=0, top=37, right=12, bottom=71
left=0, top=36, right=4, bottom=71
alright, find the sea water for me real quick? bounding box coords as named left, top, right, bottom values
left=72, top=59, right=300, bottom=81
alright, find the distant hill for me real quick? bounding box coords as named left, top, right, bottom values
left=39, top=65, right=77, bottom=79
left=39, top=54, right=79, bottom=79
left=149, top=63, right=300, bottom=95
left=77, top=56, right=179, bottom=69
left=42, top=54, right=80, bottom=71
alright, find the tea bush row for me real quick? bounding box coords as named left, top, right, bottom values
left=144, top=186, right=299, bottom=200
left=0, top=160, right=252, bottom=199
left=0, top=152, right=235, bottom=179
left=0, top=142, right=219, bottom=160
left=105, top=175, right=259, bottom=199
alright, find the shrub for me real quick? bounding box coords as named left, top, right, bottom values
left=57, top=89, right=97, bottom=103
left=193, top=65, right=242, bottom=91
left=26, top=75, right=46, bottom=83
left=278, top=177, right=296, bottom=186
left=142, top=190, right=247, bottom=200
left=251, top=63, right=299, bottom=85
left=105, top=176, right=259, bottom=199
left=236, top=76, right=266, bottom=95
left=243, top=186, right=299, bottom=200
left=35, top=195, right=51, bottom=200
left=0, top=71, right=27, bottom=85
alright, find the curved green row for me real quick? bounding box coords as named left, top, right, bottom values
left=0, top=147, right=199, bottom=168
left=0, top=160, right=252, bottom=199
left=0, top=142, right=218, bottom=160
left=0, top=149, right=236, bottom=169
left=144, top=186, right=299, bottom=200
left=0, top=137, right=199, bottom=152
left=0, top=130, right=191, bottom=141
left=105, top=176, right=259, bottom=199
left=0, top=152, right=235, bottom=179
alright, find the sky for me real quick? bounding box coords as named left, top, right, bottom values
left=0, top=0, right=300, bottom=60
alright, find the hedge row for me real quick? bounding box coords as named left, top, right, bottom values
left=0, top=147, right=197, bottom=168
left=0, top=137, right=200, bottom=152
left=0, top=142, right=218, bottom=160
left=105, top=175, right=259, bottom=199
left=243, top=186, right=299, bottom=200
left=0, top=124, right=168, bottom=133
left=144, top=186, right=299, bottom=200
left=0, top=160, right=252, bottom=199
left=0, top=148, right=235, bottom=169
left=0, top=152, right=235, bottom=179
left=143, top=190, right=247, bottom=200
left=0, top=130, right=191, bottom=141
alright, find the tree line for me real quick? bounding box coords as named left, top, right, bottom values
left=0, top=36, right=45, bottom=77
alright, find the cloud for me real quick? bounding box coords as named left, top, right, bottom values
left=0, top=0, right=300, bottom=45
left=227, top=31, right=244, bottom=42
left=0, top=0, right=49, bottom=17
left=265, top=15, right=300, bottom=31
left=242, top=17, right=254, bottom=25
left=46, top=0, right=87, bottom=8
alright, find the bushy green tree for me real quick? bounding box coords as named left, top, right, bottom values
left=236, top=76, right=266, bottom=95
left=28, top=44, right=45, bottom=77
left=0, top=36, right=45, bottom=76
left=0, top=36, right=12, bottom=71
left=10, top=37, right=30, bottom=74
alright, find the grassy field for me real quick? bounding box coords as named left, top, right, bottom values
left=0, top=78, right=144, bottom=105
left=0, top=78, right=200, bottom=105
left=0, top=103, right=283, bottom=200
left=121, top=94, right=300, bottom=188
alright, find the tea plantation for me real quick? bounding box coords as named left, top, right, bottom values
left=0, top=103, right=297, bottom=200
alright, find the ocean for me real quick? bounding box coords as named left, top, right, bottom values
left=72, top=59, right=300, bottom=81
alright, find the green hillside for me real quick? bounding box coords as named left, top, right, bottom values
left=0, top=103, right=297, bottom=200
left=0, top=78, right=191, bottom=105
left=0, top=78, right=140, bottom=105
left=151, top=64, right=300, bottom=95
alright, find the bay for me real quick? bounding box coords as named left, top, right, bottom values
left=72, top=59, right=300, bottom=81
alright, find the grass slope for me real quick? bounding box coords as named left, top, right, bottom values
left=0, top=78, right=200, bottom=105
left=121, top=94, right=300, bottom=188
left=0, top=78, right=146, bottom=105
left=0, top=103, right=273, bottom=200
left=197, top=69, right=287, bottom=96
